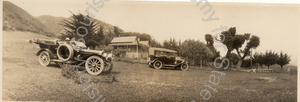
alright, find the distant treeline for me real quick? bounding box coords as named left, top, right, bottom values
left=161, top=27, right=291, bottom=70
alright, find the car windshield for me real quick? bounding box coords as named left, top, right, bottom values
left=70, top=41, right=87, bottom=49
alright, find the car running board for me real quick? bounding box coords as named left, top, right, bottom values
left=163, top=64, right=180, bottom=67
left=51, top=59, right=76, bottom=64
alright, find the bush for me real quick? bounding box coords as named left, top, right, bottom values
left=179, top=39, right=213, bottom=66
left=241, top=59, right=251, bottom=68
left=113, top=49, right=127, bottom=57
left=95, top=45, right=114, bottom=53
left=103, top=46, right=114, bottom=53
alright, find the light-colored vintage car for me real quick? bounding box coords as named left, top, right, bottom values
left=29, top=38, right=113, bottom=75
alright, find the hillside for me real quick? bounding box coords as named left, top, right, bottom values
left=37, top=15, right=116, bottom=37
left=3, top=1, right=152, bottom=41
left=94, top=19, right=115, bottom=33
left=3, top=1, right=54, bottom=37
left=36, top=15, right=65, bottom=35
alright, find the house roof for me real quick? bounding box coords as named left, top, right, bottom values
left=111, top=36, right=137, bottom=43
left=109, top=36, right=149, bottom=47
left=149, top=47, right=177, bottom=53
left=109, top=43, right=138, bottom=46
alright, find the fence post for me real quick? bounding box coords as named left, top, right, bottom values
left=200, top=60, right=203, bottom=69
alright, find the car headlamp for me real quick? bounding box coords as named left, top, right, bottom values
left=103, top=53, right=107, bottom=57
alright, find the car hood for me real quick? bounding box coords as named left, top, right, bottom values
left=175, top=57, right=184, bottom=61
left=81, top=49, right=104, bottom=55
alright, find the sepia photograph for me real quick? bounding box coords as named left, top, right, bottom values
left=1, top=0, right=299, bottom=101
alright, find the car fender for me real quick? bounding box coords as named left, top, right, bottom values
left=36, top=49, right=55, bottom=58
left=175, top=61, right=187, bottom=65
left=150, top=58, right=161, bottom=64
left=83, top=54, right=112, bottom=63
left=180, top=61, right=188, bottom=66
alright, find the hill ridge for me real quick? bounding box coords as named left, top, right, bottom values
left=3, top=1, right=54, bottom=36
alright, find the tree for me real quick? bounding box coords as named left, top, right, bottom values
left=237, top=35, right=260, bottom=68
left=149, top=39, right=162, bottom=47
left=103, top=30, right=115, bottom=46
left=163, top=38, right=179, bottom=51
left=242, top=35, right=260, bottom=60
left=205, top=34, right=214, bottom=46
left=92, top=26, right=105, bottom=48
left=179, top=39, right=213, bottom=66
left=60, top=13, right=99, bottom=49
left=253, top=52, right=264, bottom=68
left=229, top=53, right=239, bottom=65
left=241, top=58, right=252, bottom=68
left=113, top=26, right=123, bottom=37
left=219, top=27, right=260, bottom=70
left=277, top=52, right=291, bottom=69
left=264, top=50, right=279, bottom=69
left=120, top=32, right=151, bottom=41
left=205, top=34, right=220, bottom=62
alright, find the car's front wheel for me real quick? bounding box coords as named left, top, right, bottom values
left=180, top=63, right=189, bottom=71
left=85, top=56, right=104, bottom=75
left=153, top=60, right=163, bottom=69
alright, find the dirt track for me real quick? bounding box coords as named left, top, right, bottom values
left=2, top=31, right=297, bottom=102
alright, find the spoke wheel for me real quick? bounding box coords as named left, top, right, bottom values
left=153, top=60, right=163, bottom=69
left=180, top=63, right=189, bottom=71
left=85, top=56, right=104, bottom=75
left=39, top=51, right=51, bottom=67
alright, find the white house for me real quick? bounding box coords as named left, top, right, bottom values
left=109, top=36, right=149, bottom=59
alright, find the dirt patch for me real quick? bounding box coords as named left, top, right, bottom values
left=253, top=77, right=276, bottom=82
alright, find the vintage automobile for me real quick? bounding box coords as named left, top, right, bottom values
left=28, top=38, right=113, bottom=75
left=148, top=47, right=189, bottom=71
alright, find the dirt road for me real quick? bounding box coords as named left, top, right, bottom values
left=3, top=31, right=297, bottom=102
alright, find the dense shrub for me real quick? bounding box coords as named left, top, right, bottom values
left=103, top=46, right=114, bottom=53
left=241, top=59, right=251, bottom=68
left=95, top=45, right=114, bottom=53
left=179, top=39, right=213, bottom=66
left=113, top=49, right=127, bottom=57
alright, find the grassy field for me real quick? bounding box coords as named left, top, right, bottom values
left=2, top=31, right=298, bottom=102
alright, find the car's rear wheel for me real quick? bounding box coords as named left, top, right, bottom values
left=85, top=56, right=104, bottom=75
left=39, top=51, right=51, bottom=67
left=180, top=63, right=189, bottom=71
left=153, top=60, right=163, bottom=69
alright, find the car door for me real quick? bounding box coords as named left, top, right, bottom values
left=163, top=54, right=175, bottom=64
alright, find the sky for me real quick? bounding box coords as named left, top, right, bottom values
left=6, top=0, right=300, bottom=65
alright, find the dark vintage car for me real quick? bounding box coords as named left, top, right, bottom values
left=147, top=47, right=189, bottom=71
left=28, top=38, right=113, bottom=75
